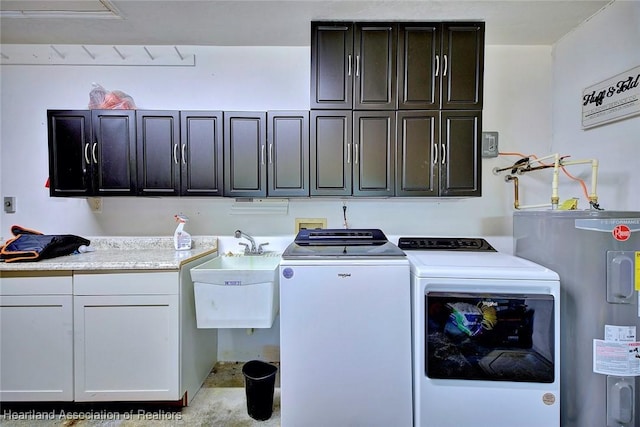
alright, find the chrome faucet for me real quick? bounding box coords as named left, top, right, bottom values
left=234, top=230, right=269, bottom=255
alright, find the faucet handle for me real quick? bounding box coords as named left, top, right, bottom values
left=257, top=242, right=270, bottom=254
left=238, top=242, right=250, bottom=254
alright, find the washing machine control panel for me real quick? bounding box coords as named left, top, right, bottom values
left=397, top=237, right=496, bottom=252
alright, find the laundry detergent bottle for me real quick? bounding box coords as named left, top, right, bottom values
left=173, top=214, right=192, bottom=250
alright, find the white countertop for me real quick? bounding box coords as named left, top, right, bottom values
left=0, top=236, right=218, bottom=272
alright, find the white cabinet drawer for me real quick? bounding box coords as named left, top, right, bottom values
left=0, top=271, right=72, bottom=295
left=73, top=271, right=178, bottom=295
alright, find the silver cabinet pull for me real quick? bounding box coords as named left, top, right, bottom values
left=92, top=143, right=97, bottom=164
left=435, top=54, right=440, bottom=77
left=443, top=54, right=448, bottom=77
left=181, top=144, right=186, bottom=164
left=269, top=144, right=273, bottom=164
left=355, top=55, right=360, bottom=77
left=261, top=144, right=266, bottom=165
left=347, top=143, right=351, bottom=164
left=354, top=143, right=359, bottom=165
left=432, top=143, right=438, bottom=164
left=441, top=144, right=446, bottom=165
left=348, top=54, right=352, bottom=76
left=84, top=143, right=91, bottom=164
left=173, top=144, right=179, bottom=164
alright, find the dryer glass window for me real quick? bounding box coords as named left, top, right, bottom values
left=426, top=292, right=555, bottom=383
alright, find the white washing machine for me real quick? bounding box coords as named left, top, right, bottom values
left=279, top=229, right=412, bottom=427
left=398, top=237, right=561, bottom=427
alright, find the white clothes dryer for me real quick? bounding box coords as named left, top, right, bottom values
left=398, top=237, right=560, bottom=427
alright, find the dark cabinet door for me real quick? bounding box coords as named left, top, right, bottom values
left=397, top=24, right=440, bottom=110
left=311, top=22, right=353, bottom=109
left=439, top=110, right=481, bottom=196
left=267, top=111, right=309, bottom=197
left=92, top=110, right=137, bottom=196
left=180, top=111, right=223, bottom=196
left=353, top=111, right=395, bottom=196
left=224, top=112, right=267, bottom=197
left=441, top=23, right=485, bottom=110
left=48, top=110, right=92, bottom=197
left=136, top=110, right=180, bottom=196
left=310, top=111, right=352, bottom=196
left=395, top=111, right=438, bottom=196
left=354, top=23, right=397, bottom=110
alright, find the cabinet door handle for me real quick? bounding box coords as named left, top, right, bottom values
left=443, top=54, right=448, bottom=77
left=269, top=144, right=273, bottom=164
left=181, top=144, right=187, bottom=164
left=92, top=143, right=97, bottom=164
left=173, top=144, right=179, bottom=164
left=435, top=55, right=440, bottom=77
left=432, top=143, right=438, bottom=164
left=348, top=54, right=352, bottom=76
left=354, top=143, right=359, bottom=165
left=84, top=143, right=91, bottom=165
left=356, top=55, right=360, bottom=77
left=261, top=144, right=266, bottom=165
left=347, top=143, right=351, bottom=164
left=441, top=144, right=446, bottom=165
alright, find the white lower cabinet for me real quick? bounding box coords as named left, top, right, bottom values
left=73, top=293, right=179, bottom=401
left=0, top=254, right=218, bottom=404
left=0, top=272, right=74, bottom=401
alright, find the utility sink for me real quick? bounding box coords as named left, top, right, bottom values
left=190, top=253, right=282, bottom=329
left=190, top=253, right=281, bottom=286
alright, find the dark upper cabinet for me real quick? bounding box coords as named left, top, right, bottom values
left=354, top=23, right=397, bottom=110
left=267, top=111, right=309, bottom=197
left=352, top=111, right=395, bottom=196
left=439, top=110, right=481, bottom=196
left=136, top=110, right=180, bottom=196
left=397, top=24, right=439, bottom=110
left=310, top=110, right=352, bottom=196
left=224, top=112, right=267, bottom=198
left=395, top=111, right=439, bottom=196
left=313, top=21, right=484, bottom=111
left=396, top=110, right=480, bottom=197
left=398, top=22, right=484, bottom=110
left=441, top=23, right=485, bottom=110
left=310, top=22, right=354, bottom=110
left=48, top=109, right=136, bottom=197
left=311, top=22, right=396, bottom=110
left=180, top=111, right=224, bottom=196
left=311, top=110, right=394, bottom=197
left=136, top=110, right=224, bottom=197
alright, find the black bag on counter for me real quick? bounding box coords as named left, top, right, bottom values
left=0, top=225, right=90, bottom=263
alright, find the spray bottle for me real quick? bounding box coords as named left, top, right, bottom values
left=173, top=214, right=192, bottom=251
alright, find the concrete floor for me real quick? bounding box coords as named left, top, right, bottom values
left=0, top=362, right=280, bottom=426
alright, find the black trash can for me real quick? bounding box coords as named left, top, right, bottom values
left=242, top=360, right=278, bottom=421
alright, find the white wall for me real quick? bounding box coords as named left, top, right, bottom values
left=549, top=0, right=640, bottom=211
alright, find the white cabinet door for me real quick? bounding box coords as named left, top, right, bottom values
left=73, top=294, right=179, bottom=401
left=0, top=295, right=73, bottom=401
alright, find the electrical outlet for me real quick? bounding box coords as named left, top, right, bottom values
left=295, top=218, right=327, bottom=233
left=482, top=131, right=499, bottom=158
left=4, top=196, right=16, bottom=213
left=87, top=197, right=102, bottom=213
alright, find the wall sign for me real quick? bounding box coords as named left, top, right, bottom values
left=582, top=65, right=640, bottom=129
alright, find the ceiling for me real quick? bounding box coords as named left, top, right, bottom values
left=0, top=0, right=612, bottom=46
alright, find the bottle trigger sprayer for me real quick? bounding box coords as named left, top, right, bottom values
left=173, top=214, right=192, bottom=251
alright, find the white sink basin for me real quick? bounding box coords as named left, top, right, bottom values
left=190, top=253, right=281, bottom=285
left=190, top=253, right=282, bottom=329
